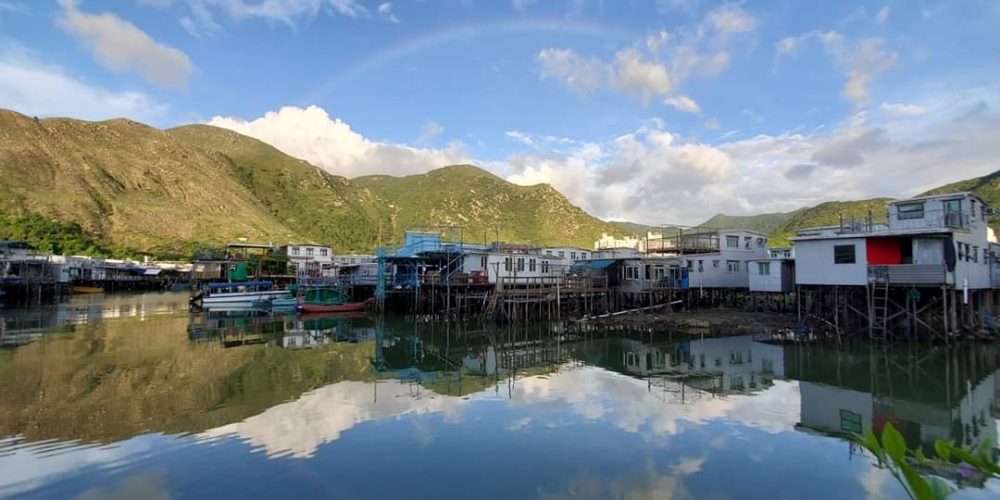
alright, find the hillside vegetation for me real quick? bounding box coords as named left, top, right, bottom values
left=697, top=211, right=797, bottom=235
left=0, top=109, right=620, bottom=257
left=354, top=165, right=618, bottom=249
left=768, top=198, right=893, bottom=246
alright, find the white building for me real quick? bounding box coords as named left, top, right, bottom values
left=540, top=246, right=592, bottom=269
left=283, top=244, right=333, bottom=276
left=458, top=251, right=564, bottom=285
left=749, top=248, right=796, bottom=293
left=791, top=192, right=995, bottom=289
left=682, top=230, right=770, bottom=289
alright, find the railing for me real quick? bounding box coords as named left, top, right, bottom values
left=835, top=209, right=970, bottom=235
left=868, top=264, right=947, bottom=285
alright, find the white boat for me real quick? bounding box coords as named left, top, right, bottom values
left=191, top=281, right=292, bottom=308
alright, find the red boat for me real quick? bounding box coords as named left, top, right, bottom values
left=297, top=287, right=369, bottom=313
left=298, top=301, right=368, bottom=313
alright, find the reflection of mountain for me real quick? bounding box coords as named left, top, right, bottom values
left=0, top=314, right=374, bottom=444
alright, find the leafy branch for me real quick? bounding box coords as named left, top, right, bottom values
left=854, top=422, right=999, bottom=500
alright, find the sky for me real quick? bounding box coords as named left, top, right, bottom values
left=1, top=0, right=999, bottom=225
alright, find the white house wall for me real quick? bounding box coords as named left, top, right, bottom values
left=794, top=238, right=869, bottom=286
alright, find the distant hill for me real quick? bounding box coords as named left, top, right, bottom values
left=354, top=165, right=618, bottom=249
left=0, top=109, right=620, bottom=257
left=696, top=211, right=797, bottom=234
left=607, top=221, right=661, bottom=236
left=768, top=198, right=893, bottom=246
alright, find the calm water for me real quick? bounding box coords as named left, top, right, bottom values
left=0, top=293, right=997, bottom=499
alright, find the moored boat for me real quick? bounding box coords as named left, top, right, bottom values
left=190, top=281, right=291, bottom=309
left=297, top=287, right=368, bottom=313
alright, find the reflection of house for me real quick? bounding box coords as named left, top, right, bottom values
left=617, top=335, right=785, bottom=395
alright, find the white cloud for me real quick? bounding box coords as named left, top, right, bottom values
left=140, top=0, right=367, bottom=29
left=0, top=51, right=169, bottom=124
left=501, top=90, right=1000, bottom=225
left=777, top=31, right=898, bottom=107
left=206, top=105, right=469, bottom=178
left=876, top=6, right=890, bottom=23
left=663, top=94, right=701, bottom=114
left=537, top=48, right=606, bottom=93
left=879, top=102, right=926, bottom=117
left=707, top=3, right=756, bottom=39
left=377, top=2, right=398, bottom=23
left=57, top=0, right=192, bottom=89
left=505, top=130, right=534, bottom=145
left=612, top=49, right=673, bottom=100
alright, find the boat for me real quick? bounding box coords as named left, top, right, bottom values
left=298, top=287, right=369, bottom=313
left=190, top=281, right=292, bottom=309
left=72, top=286, right=105, bottom=294
left=259, top=296, right=299, bottom=312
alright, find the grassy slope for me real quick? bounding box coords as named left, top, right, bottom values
left=0, top=110, right=297, bottom=256
left=697, top=211, right=797, bottom=234
left=354, top=165, right=619, bottom=248
left=768, top=198, right=893, bottom=246
left=168, top=125, right=388, bottom=252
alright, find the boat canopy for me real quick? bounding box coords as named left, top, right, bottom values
left=207, top=280, right=273, bottom=289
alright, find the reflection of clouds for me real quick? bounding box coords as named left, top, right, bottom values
left=199, top=365, right=802, bottom=460
left=670, top=456, right=706, bottom=475
left=76, top=471, right=169, bottom=500
left=858, top=464, right=890, bottom=500
left=0, top=434, right=158, bottom=497
left=198, top=380, right=470, bottom=458
left=511, top=367, right=801, bottom=439
left=540, top=458, right=693, bottom=500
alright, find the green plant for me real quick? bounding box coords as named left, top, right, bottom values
left=855, top=422, right=999, bottom=500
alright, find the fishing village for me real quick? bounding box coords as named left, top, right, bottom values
left=2, top=190, right=998, bottom=343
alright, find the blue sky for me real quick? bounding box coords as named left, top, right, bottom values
left=1, top=0, right=998, bottom=224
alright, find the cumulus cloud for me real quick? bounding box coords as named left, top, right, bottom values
left=538, top=4, right=754, bottom=111
left=876, top=6, right=890, bottom=23
left=206, top=105, right=468, bottom=178
left=663, top=95, right=702, bottom=114
left=537, top=48, right=607, bottom=92
left=0, top=51, right=169, bottom=124
left=612, top=49, right=673, bottom=100
left=501, top=90, right=1000, bottom=224
left=57, top=0, right=192, bottom=89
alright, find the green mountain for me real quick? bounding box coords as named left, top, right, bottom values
left=353, top=165, right=617, bottom=249
left=607, top=221, right=661, bottom=236
left=0, top=109, right=617, bottom=257
left=696, top=211, right=797, bottom=234
left=768, top=198, right=893, bottom=246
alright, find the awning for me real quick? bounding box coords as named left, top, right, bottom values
left=575, top=259, right=618, bottom=270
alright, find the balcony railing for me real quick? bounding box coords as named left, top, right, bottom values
left=868, top=264, right=947, bottom=285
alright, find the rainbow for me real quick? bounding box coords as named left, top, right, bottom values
left=300, top=17, right=637, bottom=104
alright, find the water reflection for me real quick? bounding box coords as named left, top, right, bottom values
left=0, top=293, right=996, bottom=499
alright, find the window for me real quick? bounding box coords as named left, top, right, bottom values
left=541, top=260, right=549, bottom=273
left=558, top=251, right=565, bottom=258
left=481, top=256, right=487, bottom=269
left=645, top=265, right=651, bottom=280
left=306, top=247, right=314, bottom=256
left=834, top=244, right=856, bottom=264
left=897, top=202, right=925, bottom=220
left=727, top=260, right=740, bottom=272
left=744, top=236, right=752, bottom=249
left=686, top=260, right=693, bottom=270
left=973, top=246, right=979, bottom=263
left=320, top=248, right=328, bottom=256
left=730, top=351, right=744, bottom=364
left=545, top=250, right=552, bottom=255
left=758, top=262, right=771, bottom=275
left=582, top=253, right=588, bottom=259
left=504, top=257, right=511, bottom=271
left=943, top=199, right=961, bottom=214
left=517, top=258, right=525, bottom=271
left=570, top=252, right=577, bottom=260
left=726, top=235, right=739, bottom=248
left=712, top=260, right=720, bottom=268
left=529, top=258, right=537, bottom=272
left=292, top=247, right=300, bottom=256
left=697, top=260, right=704, bottom=272
left=985, top=248, right=991, bottom=265
left=958, top=243, right=965, bottom=260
